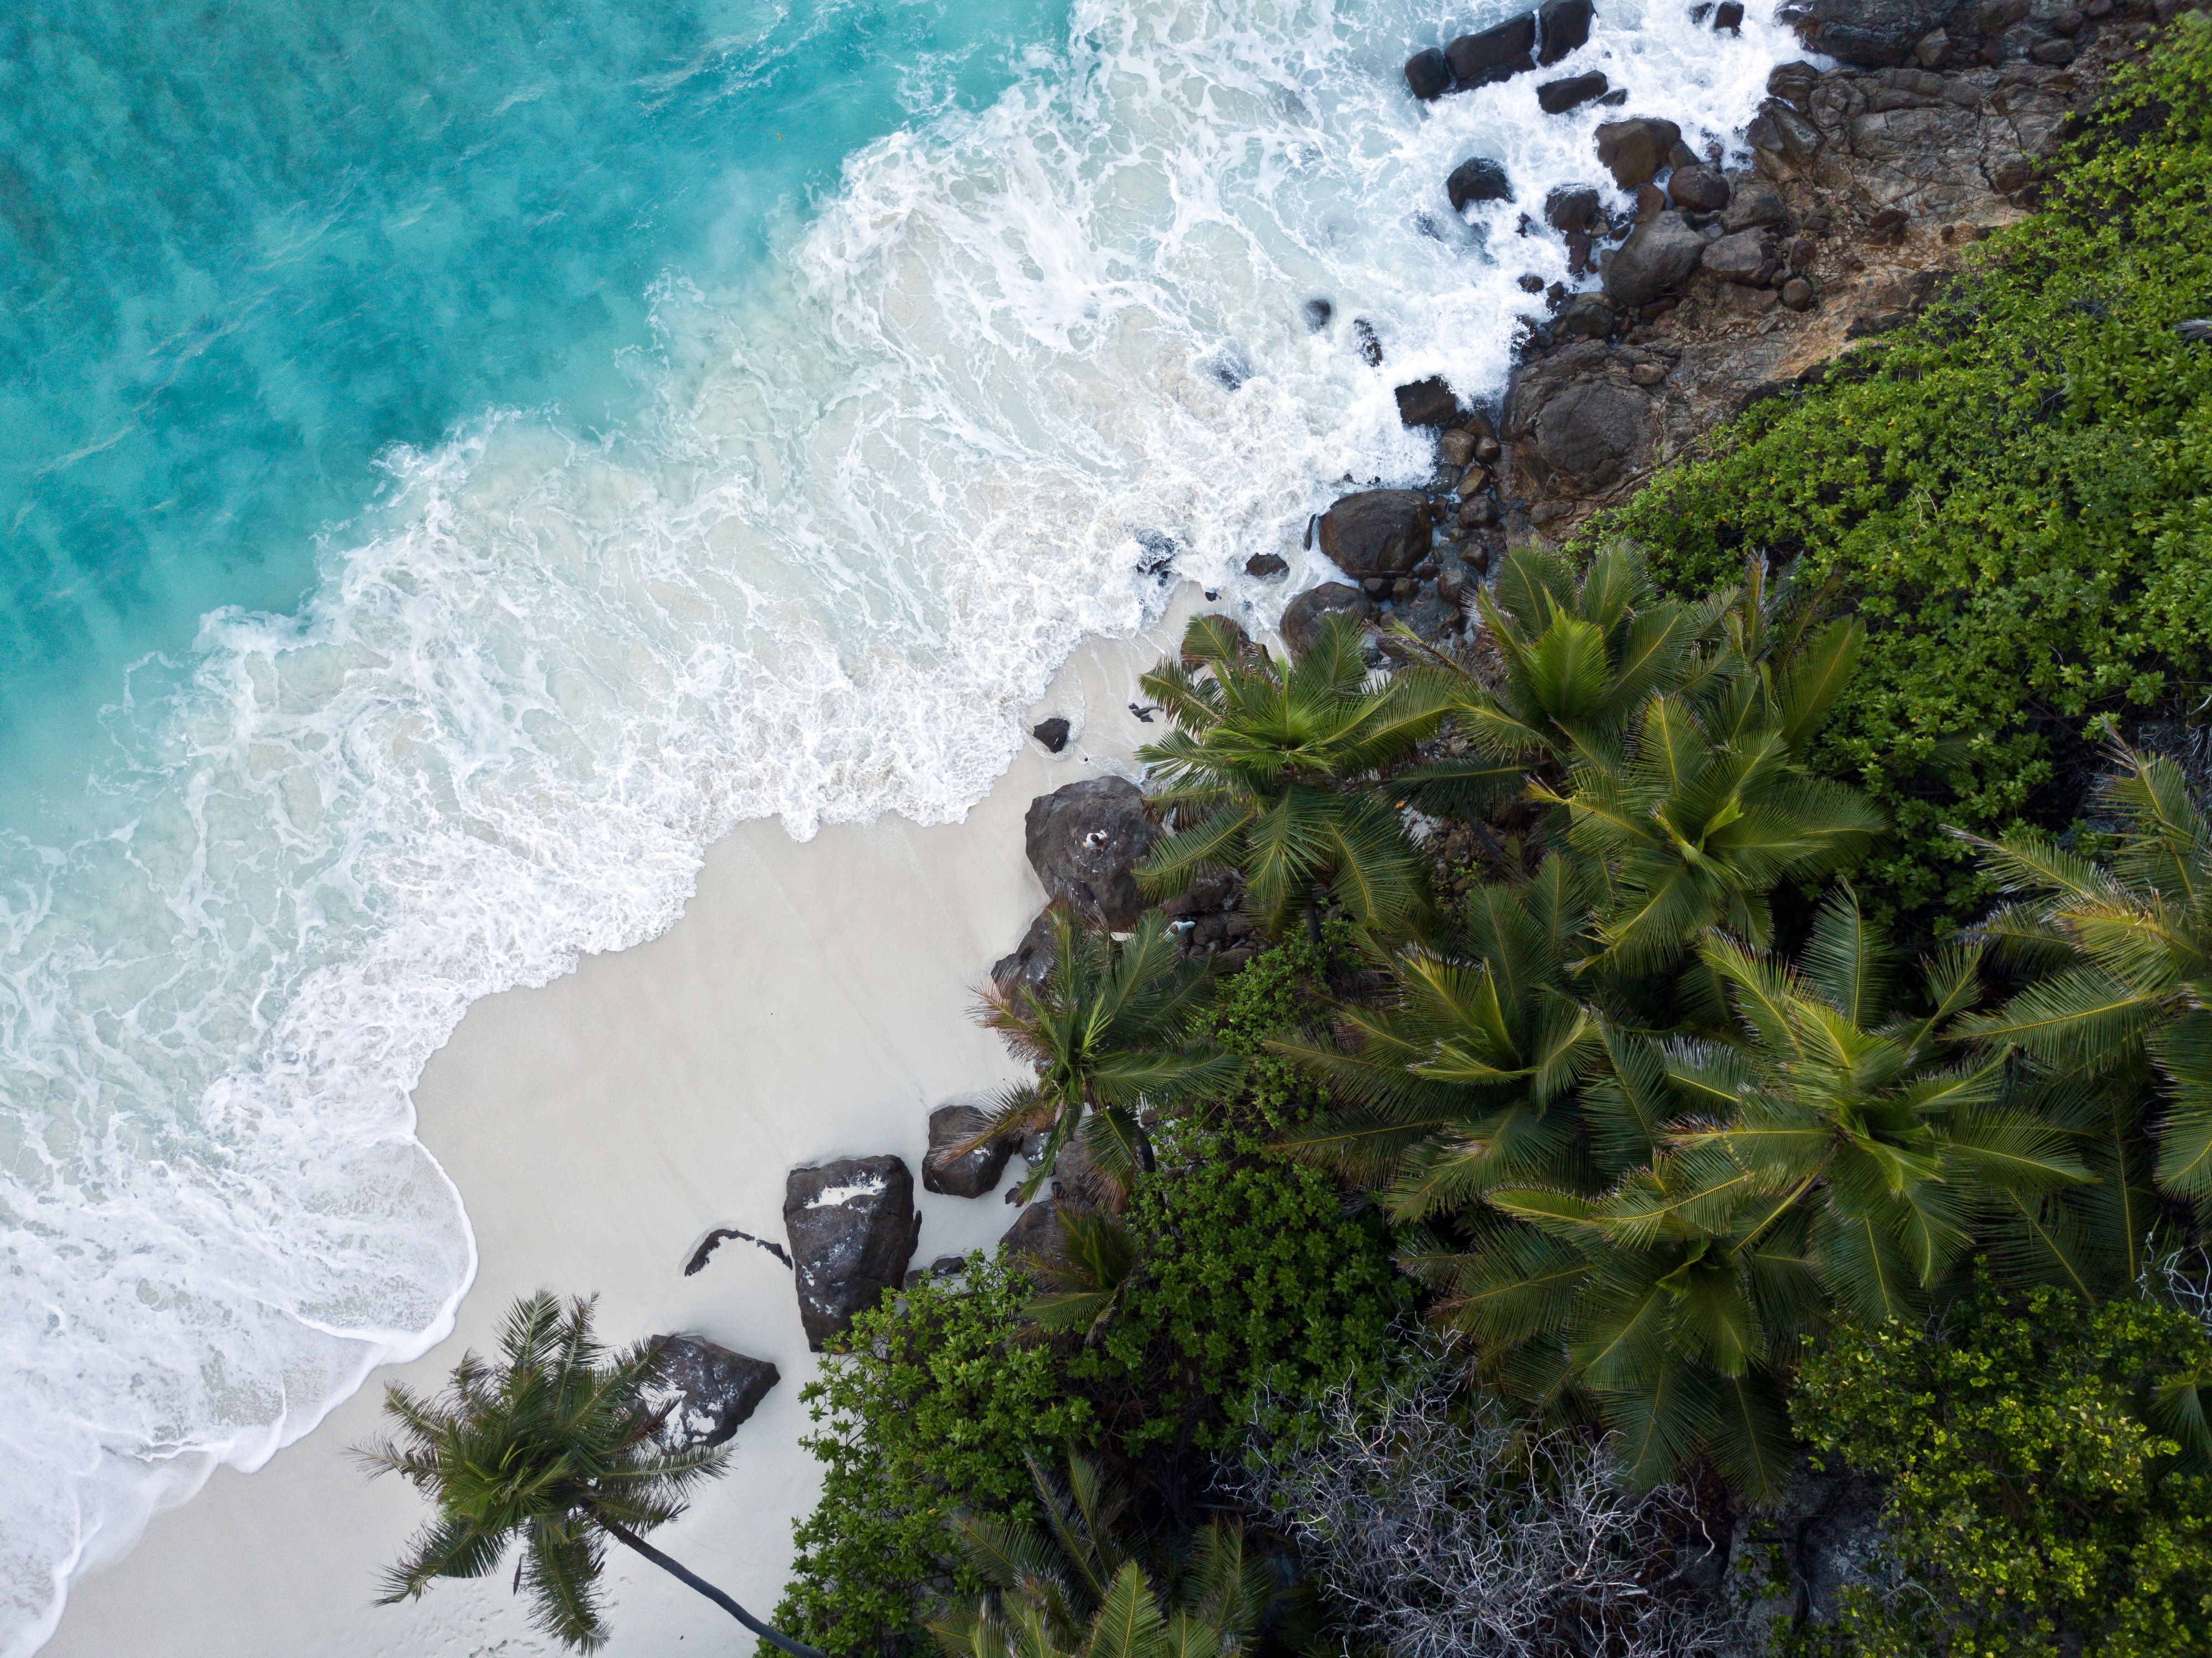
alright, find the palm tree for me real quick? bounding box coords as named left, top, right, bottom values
left=1385, top=544, right=1720, bottom=817
left=1272, top=853, right=1677, bottom=1217
left=1958, top=741, right=2212, bottom=1230
left=357, top=1292, right=820, bottom=1656
left=1534, top=687, right=1883, bottom=974
left=1666, top=894, right=2086, bottom=1323
left=927, top=1450, right=1278, bottom=1658
left=1135, top=612, right=1460, bottom=940
left=965, top=907, right=1242, bottom=1204
left=1450, top=1148, right=1821, bottom=1497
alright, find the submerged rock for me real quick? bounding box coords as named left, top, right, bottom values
left=643, top=1334, right=779, bottom=1453
left=1447, top=157, right=1513, bottom=211
left=1024, top=777, right=1157, bottom=932
left=784, top=1155, right=921, bottom=1350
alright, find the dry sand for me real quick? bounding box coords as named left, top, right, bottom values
left=44, top=596, right=1219, bottom=1658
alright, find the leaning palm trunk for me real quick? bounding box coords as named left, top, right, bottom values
left=359, top=1292, right=822, bottom=1656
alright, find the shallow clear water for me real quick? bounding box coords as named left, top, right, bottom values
left=0, top=1, right=1804, bottom=1649
left=0, top=0, right=1060, bottom=810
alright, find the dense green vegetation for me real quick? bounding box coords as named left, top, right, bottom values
left=370, top=23, right=2212, bottom=1658
left=1604, top=16, right=2212, bottom=934
left=1791, top=1274, right=2212, bottom=1658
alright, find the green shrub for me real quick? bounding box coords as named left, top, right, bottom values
left=1790, top=1277, right=2212, bottom=1658
left=1601, top=17, right=2212, bottom=935
left=1071, top=1141, right=1407, bottom=1456
left=1183, top=926, right=1353, bottom=1132
left=767, top=1257, right=1089, bottom=1658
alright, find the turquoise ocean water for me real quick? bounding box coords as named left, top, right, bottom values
left=0, top=1, right=1800, bottom=1649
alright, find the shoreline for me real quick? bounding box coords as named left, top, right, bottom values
left=43, top=595, right=1208, bottom=1658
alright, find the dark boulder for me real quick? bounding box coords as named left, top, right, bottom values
left=643, top=1335, right=779, bottom=1453
left=1279, top=583, right=1373, bottom=659
left=1447, top=157, right=1512, bottom=211
left=1023, top=777, right=1156, bottom=932
left=1000, top=1198, right=1061, bottom=1260
left=1537, top=71, right=1609, bottom=114
left=1404, top=47, right=1451, bottom=101
left=1786, top=0, right=1960, bottom=66
left=1666, top=164, right=1729, bottom=211
left=1545, top=185, right=1601, bottom=232
left=784, top=1156, right=921, bottom=1349
left=1534, top=378, right=1650, bottom=494
left=1538, top=0, right=1596, bottom=64
left=1317, top=490, right=1435, bottom=579
left=924, top=1102, right=1015, bottom=1199
left=1721, top=177, right=1789, bottom=232
left=1594, top=117, right=1682, bottom=188
left=1601, top=211, right=1706, bottom=306
left=1713, top=1, right=1745, bottom=29
left=1245, top=552, right=1289, bottom=580
left=1302, top=297, right=1333, bottom=332
left=1701, top=228, right=1770, bottom=284
left=991, top=907, right=1057, bottom=992
left=1394, top=376, right=1460, bottom=427
left=1031, top=717, right=1070, bottom=753
left=1446, top=14, right=1538, bottom=86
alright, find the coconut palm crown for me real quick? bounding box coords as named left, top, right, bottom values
left=966, top=907, right=1242, bottom=1204
left=357, top=1292, right=817, bottom=1655
left=1958, top=739, right=2212, bottom=1228
left=1135, top=612, right=1467, bottom=940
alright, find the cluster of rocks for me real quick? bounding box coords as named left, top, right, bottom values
left=1404, top=1, right=1601, bottom=103
left=991, top=774, right=1257, bottom=991
left=1278, top=0, right=2177, bottom=640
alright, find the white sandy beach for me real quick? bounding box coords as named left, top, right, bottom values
left=45, top=596, right=1221, bottom=1658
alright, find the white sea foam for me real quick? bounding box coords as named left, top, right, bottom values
left=0, top=2, right=1804, bottom=1649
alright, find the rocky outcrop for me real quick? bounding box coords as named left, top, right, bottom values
left=1024, top=777, right=1157, bottom=932
left=1784, top=0, right=1963, bottom=66
left=643, top=1334, right=779, bottom=1453
left=1317, top=490, right=1435, bottom=582
left=924, top=1102, right=1015, bottom=1199
left=1722, top=1470, right=1894, bottom=1650
left=1602, top=212, right=1706, bottom=306
left=1447, top=14, right=1538, bottom=88
left=1504, top=341, right=1657, bottom=502
left=1000, top=1197, right=1061, bottom=1258
left=1594, top=117, right=1682, bottom=187
left=1279, top=582, right=1374, bottom=658
left=992, top=907, right=1057, bottom=992
left=784, top=1156, right=922, bottom=1350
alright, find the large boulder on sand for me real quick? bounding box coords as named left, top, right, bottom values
left=1602, top=212, right=1706, bottom=308
left=1000, top=1198, right=1061, bottom=1261
left=1317, top=490, right=1434, bottom=579
left=1024, top=777, right=1156, bottom=932
left=991, top=907, right=1057, bottom=992
left=643, top=1335, right=779, bottom=1453
left=1279, top=583, right=1373, bottom=659
left=784, top=1156, right=921, bottom=1349
left=925, top=1102, right=1015, bottom=1199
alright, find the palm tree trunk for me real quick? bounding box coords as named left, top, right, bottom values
left=1304, top=894, right=1322, bottom=946
left=601, top=1519, right=826, bottom=1657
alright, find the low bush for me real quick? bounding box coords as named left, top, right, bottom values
left=768, top=1259, right=1089, bottom=1658
left=1602, top=17, right=2212, bottom=936
left=1789, top=1276, right=2212, bottom=1658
